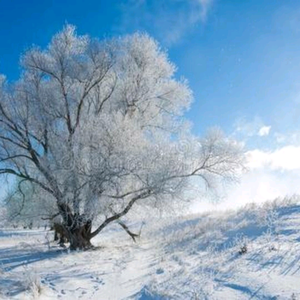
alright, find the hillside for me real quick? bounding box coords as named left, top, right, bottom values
left=1, top=196, right=300, bottom=299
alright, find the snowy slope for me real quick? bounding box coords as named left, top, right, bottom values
left=1, top=196, right=300, bottom=299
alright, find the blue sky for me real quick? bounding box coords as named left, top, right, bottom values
left=1, top=0, right=300, bottom=207
left=0, top=0, right=299, bottom=144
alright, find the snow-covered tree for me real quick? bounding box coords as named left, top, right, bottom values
left=0, top=25, right=244, bottom=249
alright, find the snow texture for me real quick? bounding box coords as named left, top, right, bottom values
left=1, top=196, right=300, bottom=299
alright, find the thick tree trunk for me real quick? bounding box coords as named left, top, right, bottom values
left=68, top=220, right=93, bottom=250
left=69, top=228, right=92, bottom=250
left=56, top=197, right=142, bottom=250
left=57, top=203, right=93, bottom=250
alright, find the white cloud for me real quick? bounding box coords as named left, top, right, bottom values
left=191, top=144, right=300, bottom=213
left=191, top=167, right=300, bottom=212
left=247, top=145, right=300, bottom=170
left=117, top=0, right=214, bottom=45
left=258, top=125, right=271, bottom=136
left=225, top=169, right=300, bottom=208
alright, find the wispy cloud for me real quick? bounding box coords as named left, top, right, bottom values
left=233, top=116, right=272, bottom=140
left=258, top=125, right=271, bottom=136
left=197, top=0, right=214, bottom=22
left=116, top=0, right=214, bottom=45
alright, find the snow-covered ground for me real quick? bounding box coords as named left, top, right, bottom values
left=1, top=196, right=300, bottom=299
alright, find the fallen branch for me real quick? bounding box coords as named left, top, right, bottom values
left=117, top=220, right=140, bottom=242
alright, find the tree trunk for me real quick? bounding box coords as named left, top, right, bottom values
left=68, top=220, right=93, bottom=250
left=57, top=203, right=93, bottom=250
left=68, top=225, right=92, bottom=250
